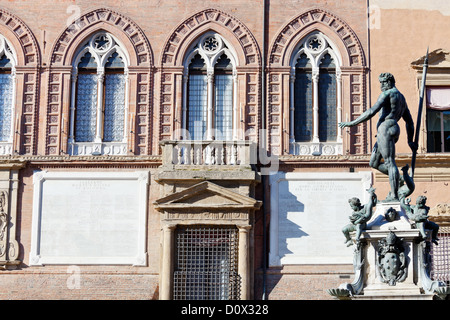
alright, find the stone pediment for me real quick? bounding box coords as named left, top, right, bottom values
left=411, top=48, right=450, bottom=69
left=154, top=181, right=262, bottom=211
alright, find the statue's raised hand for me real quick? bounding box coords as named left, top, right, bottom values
left=338, top=121, right=352, bottom=128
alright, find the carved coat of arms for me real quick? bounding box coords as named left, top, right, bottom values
left=376, top=231, right=407, bottom=286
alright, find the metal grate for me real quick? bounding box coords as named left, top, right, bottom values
left=173, top=225, right=241, bottom=300
left=430, top=226, right=450, bottom=285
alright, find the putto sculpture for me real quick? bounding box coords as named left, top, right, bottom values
left=401, top=195, right=440, bottom=245
left=339, top=73, right=417, bottom=202
left=342, top=187, right=377, bottom=247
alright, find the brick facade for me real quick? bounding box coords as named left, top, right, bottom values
left=0, top=0, right=447, bottom=300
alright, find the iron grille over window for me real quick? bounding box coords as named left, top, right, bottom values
left=173, top=225, right=241, bottom=300
left=431, top=226, right=450, bottom=286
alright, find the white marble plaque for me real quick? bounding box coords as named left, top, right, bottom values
left=269, top=171, right=372, bottom=265
left=30, top=171, right=149, bottom=266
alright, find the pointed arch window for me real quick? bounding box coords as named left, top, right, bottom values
left=0, top=35, right=16, bottom=155
left=69, top=32, right=129, bottom=156
left=290, top=32, right=342, bottom=155
left=182, top=33, right=238, bottom=141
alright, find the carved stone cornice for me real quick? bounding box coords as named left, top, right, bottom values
left=278, top=154, right=371, bottom=168
left=0, top=155, right=162, bottom=168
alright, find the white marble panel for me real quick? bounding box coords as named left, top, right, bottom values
left=269, top=171, right=372, bottom=265
left=30, top=171, right=148, bottom=266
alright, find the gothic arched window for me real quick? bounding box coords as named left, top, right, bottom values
left=69, top=32, right=129, bottom=155
left=183, top=33, right=238, bottom=141
left=0, top=35, right=16, bottom=155
left=290, top=32, right=342, bottom=155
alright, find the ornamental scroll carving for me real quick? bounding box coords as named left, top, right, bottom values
left=0, top=191, right=8, bottom=244
left=0, top=188, right=19, bottom=267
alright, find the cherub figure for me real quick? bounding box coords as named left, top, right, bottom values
left=342, top=187, right=377, bottom=247
left=401, top=195, right=439, bottom=245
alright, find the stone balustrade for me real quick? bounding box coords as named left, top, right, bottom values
left=160, top=140, right=255, bottom=167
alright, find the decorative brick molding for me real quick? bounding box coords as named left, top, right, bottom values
left=267, top=8, right=367, bottom=156
left=0, top=9, right=40, bottom=155
left=46, top=8, right=154, bottom=155
left=159, top=8, right=261, bottom=144
left=0, top=9, right=40, bottom=66
left=269, top=8, right=365, bottom=67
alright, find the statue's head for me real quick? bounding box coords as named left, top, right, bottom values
left=348, top=197, right=361, bottom=210
left=379, top=72, right=395, bottom=91
left=416, top=195, right=427, bottom=205
left=385, top=207, right=397, bottom=222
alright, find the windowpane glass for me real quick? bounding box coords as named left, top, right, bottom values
left=318, top=70, right=337, bottom=142
left=427, top=109, right=450, bottom=152
left=0, top=55, right=12, bottom=68
left=75, top=73, right=98, bottom=142
left=444, top=111, right=450, bottom=152
left=0, top=73, right=12, bottom=141
left=214, top=74, right=233, bottom=140
left=294, top=70, right=312, bottom=142
left=188, top=74, right=207, bottom=140
left=104, top=73, right=125, bottom=142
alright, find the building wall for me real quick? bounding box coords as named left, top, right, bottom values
left=0, top=0, right=447, bottom=300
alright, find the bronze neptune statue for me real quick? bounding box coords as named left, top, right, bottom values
left=339, top=73, right=417, bottom=201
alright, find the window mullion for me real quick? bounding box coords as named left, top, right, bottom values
left=69, top=70, right=77, bottom=152
left=9, top=69, right=16, bottom=144
left=206, top=68, right=214, bottom=140
left=95, top=69, right=105, bottom=144
left=312, top=66, right=320, bottom=143
left=289, top=68, right=295, bottom=145
left=336, top=69, right=343, bottom=143
left=123, top=70, right=129, bottom=144
left=232, top=69, right=238, bottom=141
left=182, top=70, right=188, bottom=140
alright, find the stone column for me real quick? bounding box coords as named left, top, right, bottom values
left=232, top=69, right=238, bottom=140
left=312, top=67, right=320, bottom=143
left=95, top=69, right=105, bottom=144
left=336, top=69, right=343, bottom=143
left=289, top=68, right=296, bottom=144
left=160, top=223, right=176, bottom=300
left=182, top=70, right=188, bottom=140
left=238, top=225, right=251, bottom=300
left=122, top=70, right=130, bottom=143
left=206, top=68, right=214, bottom=140
left=69, top=70, right=77, bottom=149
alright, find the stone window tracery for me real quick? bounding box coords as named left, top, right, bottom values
left=182, top=33, right=238, bottom=141
left=289, top=32, right=343, bottom=155
left=69, top=31, right=129, bottom=156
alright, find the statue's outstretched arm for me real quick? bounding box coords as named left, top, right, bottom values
left=339, top=93, right=385, bottom=128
